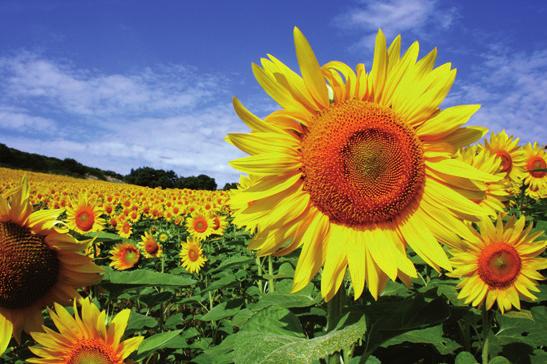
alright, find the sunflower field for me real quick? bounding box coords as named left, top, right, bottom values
left=1, top=28, right=546, bottom=364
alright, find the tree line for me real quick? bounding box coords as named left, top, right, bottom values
left=0, top=143, right=236, bottom=190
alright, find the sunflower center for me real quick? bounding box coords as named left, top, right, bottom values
left=145, top=240, right=159, bottom=255
left=188, top=248, right=199, bottom=262
left=0, top=222, right=60, bottom=309
left=213, top=217, right=221, bottom=230
left=527, top=156, right=546, bottom=178
left=76, top=208, right=95, bottom=232
left=301, top=99, right=424, bottom=226
left=123, top=249, right=140, bottom=265
left=478, top=243, right=521, bottom=288
left=66, top=338, right=119, bottom=364
left=193, top=218, right=208, bottom=233
left=495, top=151, right=513, bottom=173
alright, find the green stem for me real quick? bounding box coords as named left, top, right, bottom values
left=256, top=256, right=264, bottom=293
left=268, top=256, right=275, bottom=293
left=326, top=289, right=345, bottom=364
left=481, top=305, right=491, bottom=364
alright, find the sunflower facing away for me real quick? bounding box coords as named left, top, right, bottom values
left=28, top=297, right=143, bottom=364
left=139, top=231, right=163, bottom=259
left=522, top=142, right=547, bottom=199
left=65, top=193, right=105, bottom=234
left=227, top=28, right=500, bottom=301
left=448, top=216, right=546, bottom=313
left=456, top=145, right=509, bottom=216
left=0, top=177, right=102, bottom=355
left=110, top=242, right=141, bottom=271
left=484, top=130, right=526, bottom=184
left=180, top=237, right=207, bottom=274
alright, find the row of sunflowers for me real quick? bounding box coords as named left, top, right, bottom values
left=0, top=27, right=546, bottom=363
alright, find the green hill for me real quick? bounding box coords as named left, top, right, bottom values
left=0, top=143, right=124, bottom=181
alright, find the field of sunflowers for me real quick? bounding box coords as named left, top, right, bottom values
left=1, top=28, right=546, bottom=364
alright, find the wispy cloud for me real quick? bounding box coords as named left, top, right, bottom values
left=333, top=0, right=458, bottom=50
left=446, top=45, right=547, bottom=143
left=0, top=53, right=246, bottom=185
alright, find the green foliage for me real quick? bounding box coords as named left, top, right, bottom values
left=0, top=143, right=123, bottom=180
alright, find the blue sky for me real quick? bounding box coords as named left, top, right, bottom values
left=1, top=0, right=546, bottom=185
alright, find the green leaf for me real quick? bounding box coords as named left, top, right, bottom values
left=455, top=351, right=479, bottom=364
left=202, top=274, right=238, bottom=293
left=102, top=267, right=196, bottom=286
left=489, top=356, right=511, bottom=364
left=126, top=311, right=158, bottom=331
left=253, top=292, right=319, bottom=309
left=363, top=296, right=451, bottom=355
left=210, top=255, right=253, bottom=274
left=381, top=325, right=461, bottom=355
left=137, top=330, right=183, bottom=354
left=493, top=306, right=547, bottom=348
left=235, top=313, right=366, bottom=364
left=200, top=299, right=244, bottom=321
left=84, top=231, right=123, bottom=241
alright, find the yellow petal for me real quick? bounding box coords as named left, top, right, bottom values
left=0, top=314, right=13, bottom=356
left=293, top=27, right=329, bottom=107
left=292, top=212, right=330, bottom=292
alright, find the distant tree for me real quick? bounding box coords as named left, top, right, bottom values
left=125, top=167, right=179, bottom=188
left=177, top=174, right=217, bottom=190
left=223, top=182, right=238, bottom=191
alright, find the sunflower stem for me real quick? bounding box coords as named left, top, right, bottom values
left=255, top=256, right=264, bottom=293
left=326, top=288, right=345, bottom=364
left=481, top=305, right=491, bottom=364
left=268, top=256, right=275, bottom=293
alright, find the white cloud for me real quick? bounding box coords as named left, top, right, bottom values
left=0, top=54, right=225, bottom=118
left=0, top=54, right=246, bottom=185
left=445, top=46, right=547, bottom=143
left=0, top=106, right=57, bottom=133
left=334, top=0, right=457, bottom=50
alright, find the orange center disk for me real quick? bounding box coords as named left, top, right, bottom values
left=145, top=240, right=159, bottom=255
left=67, top=338, right=119, bottom=364
left=478, top=243, right=521, bottom=288
left=495, top=151, right=513, bottom=173
left=76, top=207, right=95, bottom=232
left=302, top=99, right=424, bottom=226
left=527, top=155, right=546, bottom=178
left=193, top=217, right=208, bottom=233
left=188, top=247, right=199, bottom=262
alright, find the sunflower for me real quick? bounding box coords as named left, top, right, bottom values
left=0, top=177, right=101, bottom=355
left=210, top=213, right=228, bottom=236
left=180, top=237, right=207, bottom=274
left=456, top=145, right=509, bottom=216
left=186, top=210, right=213, bottom=241
left=110, top=242, right=140, bottom=271
left=449, top=215, right=546, bottom=313
left=522, top=142, right=546, bottom=199
left=65, top=193, right=105, bottom=234
left=139, top=231, right=163, bottom=259
left=227, top=28, right=499, bottom=301
left=28, top=297, right=143, bottom=363
left=116, top=220, right=132, bottom=239
left=483, top=130, right=526, bottom=184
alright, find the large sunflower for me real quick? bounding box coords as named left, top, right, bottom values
left=448, top=216, right=546, bottom=313
left=227, top=28, right=499, bottom=301
left=0, top=177, right=102, bottom=355
left=522, top=142, right=546, bottom=199
left=28, top=298, right=143, bottom=363
left=484, top=130, right=526, bottom=184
